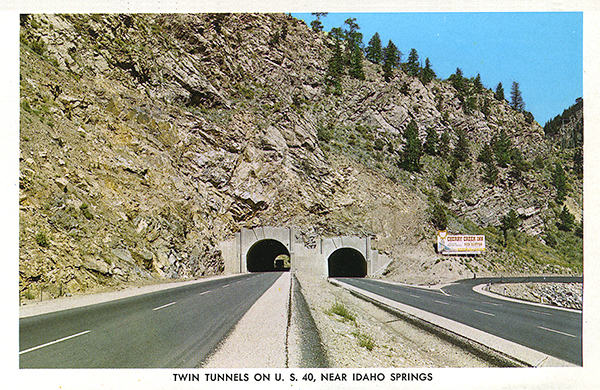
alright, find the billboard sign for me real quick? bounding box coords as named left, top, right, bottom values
left=437, top=231, right=485, bottom=255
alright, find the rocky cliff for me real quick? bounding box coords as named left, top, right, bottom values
left=19, top=13, right=582, bottom=300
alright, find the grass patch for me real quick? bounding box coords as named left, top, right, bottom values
left=353, top=331, right=376, bottom=351
left=325, top=302, right=356, bottom=323
left=35, top=231, right=49, bottom=247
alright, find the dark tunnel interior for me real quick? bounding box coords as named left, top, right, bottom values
left=327, top=247, right=367, bottom=277
left=246, top=239, right=291, bottom=272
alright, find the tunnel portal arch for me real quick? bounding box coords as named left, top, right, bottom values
left=327, top=247, right=367, bottom=277
left=246, top=239, right=291, bottom=272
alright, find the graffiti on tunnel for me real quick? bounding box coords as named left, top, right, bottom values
left=328, top=247, right=367, bottom=277
left=246, top=239, right=291, bottom=272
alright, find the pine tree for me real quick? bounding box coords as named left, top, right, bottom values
left=494, top=82, right=505, bottom=101
left=382, top=40, right=400, bottom=82
left=473, top=73, right=483, bottom=93
left=477, top=143, right=494, bottom=164
left=435, top=173, right=452, bottom=202
left=510, top=81, right=525, bottom=112
left=573, top=147, right=583, bottom=178
left=424, top=127, right=438, bottom=156
left=406, top=48, right=420, bottom=77
left=509, top=148, right=528, bottom=181
left=492, top=128, right=512, bottom=168
left=449, top=68, right=465, bottom=94
left=431, top=202, right=448, bottom=231
left=326, top=37, right=344, bottom=95
left=552, top=162, right=567, bottom=204
left=400, top=120, right=422, bottom=172
left=310, top=12, right=327, bottom=32
left=420, top=57, right=436, bottom=84
left=365, top=32, right=383, bottom=64
left=348, top=43, right=365, bottom=80
left=557, top=205, right=575, bottom=232
left=500, top=209, right=519, bottom=246
left=483, top=159, right=499, bottom=185
left=453, top=127, right=470, bottom=162
left=438, top=129, right=451, bottom=158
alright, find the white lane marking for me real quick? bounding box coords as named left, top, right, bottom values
left=434, top=300, right=449, bottom=305
left=473, top=309, right=495, bottom=316
left=222, top=284, right=230, bottom=288
left=526, top=309, right=552, bottom=316
left=200, top=290, right=211, bottom=296
left=482, top=301, right=502, bottom=306
left=19, top=330, right=91, bottom=355
left=538, top=326, right=577, bottom=338
left=153, top=301, right=177, bottom=311
left=410, top=294, right=420, bottom=298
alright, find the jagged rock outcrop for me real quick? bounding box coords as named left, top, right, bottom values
left=19, top=13, right=582, bottom=299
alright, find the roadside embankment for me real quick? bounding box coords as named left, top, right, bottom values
left=487, top=282, right=582, bottom=310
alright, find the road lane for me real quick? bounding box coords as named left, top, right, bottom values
left=20, top=272, right=283, bottom=368
left=338, top=277, right=582, bottom=365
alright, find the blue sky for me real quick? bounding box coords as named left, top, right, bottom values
left=293, top=13, right=583, bottom=126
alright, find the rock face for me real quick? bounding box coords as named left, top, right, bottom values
left=19, top=13, right=582, bottom=299
left=488, top=283, right=583, bottom=310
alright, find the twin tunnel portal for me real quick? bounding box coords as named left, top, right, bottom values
left=221, top=227, right=390, bottom=278
left=246, top=238, right=368, bottom=277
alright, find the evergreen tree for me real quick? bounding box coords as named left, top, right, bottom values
left=326, top=36, right=344, bottom=95
left=509, top=148, right=528, bottom=181
left=406, top=48, right=420, bottom=77
left=365, top=32, right=383, bottom=64
left=473, top=73, right=483, bottom=93
left=438, top=129, right=451, bottom=158
left=424, top=127, right=438, bottom=156
left=435, top=173, right=452, bottom=203
left=510, top=81, right=525, bottom=112
left=382, top=40, right=400, bottom=82
left=448, top=156, right=461, bottom=184
left=500, top=209, right=519, bottom=246
left=310, top=12, right=327, bottom=32
left=400, top=120, right=422, bottom=172
left=494, top=82, right=505, bottom=101
left=492, top=128, right=512, bottom=167
left=431, top=202, right=448, bottom=231
left=449, top=68, right=465, bottom=94
left=420, top=57, right=436, bottom=84
left=483, top=159, right=499, bottom=185
left=552, top=162, right=567, bottom=204
left=556, top=205, right=575, bottom=232
left=477, top=143, right=494, bottom=164
left=348, top=43, right=365, bottom=80
left=453, top=128, right=470, bottom=162
left=573, top=147, right=583, bottom=178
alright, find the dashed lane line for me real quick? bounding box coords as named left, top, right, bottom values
left=410, top=294, right=420, bottom=298
left=434, top=300, right=450, bottom=305
left=473, top=309, right=495, bottom=316
left=527, top=309, right=552, bottom=316
left=199, top=291, right=211, bottom=296
left=538, top=326, right=577, bottom=338
left=152, top=301, right=177, bottom=311
left=19, top=330, right=91, bottom=355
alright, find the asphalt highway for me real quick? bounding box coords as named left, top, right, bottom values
left=20, top=272, right=283, bottom=368
left=338, top=276, right=582, bottom=366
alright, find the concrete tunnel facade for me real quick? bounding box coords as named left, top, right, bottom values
left=220, top=227, right=392, bottom=277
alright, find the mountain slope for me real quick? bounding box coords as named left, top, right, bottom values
left=18, top=13, right=582, bottom=299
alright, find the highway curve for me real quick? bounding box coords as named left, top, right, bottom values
left=337, top=276, right=582, bottom=366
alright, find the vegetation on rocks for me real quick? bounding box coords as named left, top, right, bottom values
left=19, top=13, right=582, bottom=300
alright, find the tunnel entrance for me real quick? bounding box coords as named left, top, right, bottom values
left=327, top=248, right=367, bottom=277
left=246, top=239, right=291, bottom=272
